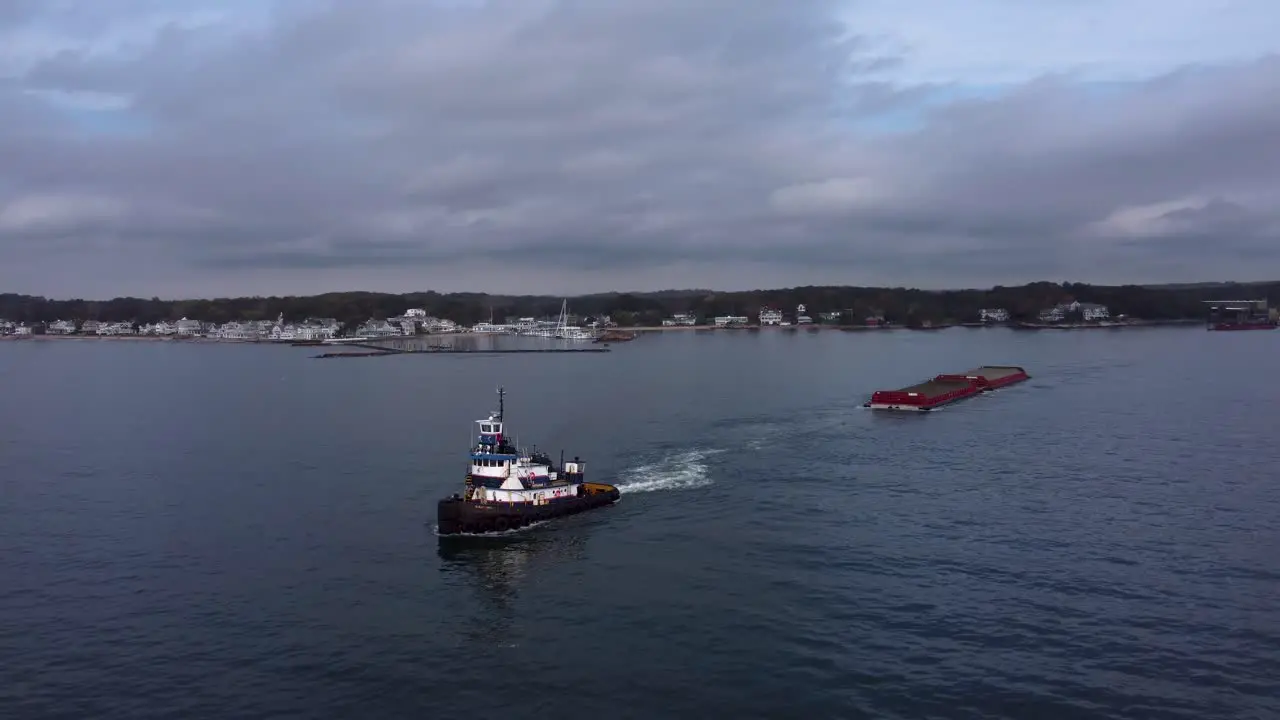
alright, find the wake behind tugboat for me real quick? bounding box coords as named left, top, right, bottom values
left=436, top=387, right=620, bottom=536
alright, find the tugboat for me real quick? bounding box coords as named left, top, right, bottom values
left=436, top=387, right=620, bottom=535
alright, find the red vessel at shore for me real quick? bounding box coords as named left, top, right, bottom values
left=1209, top=321, right=1276, bottom=331
left=864, top=365, right=1030, bottom=412
left=1203, top=300, right=1275, bottom=331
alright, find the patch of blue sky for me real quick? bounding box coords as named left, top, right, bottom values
left=66, top=105, right=153, bottom=137
left=849, top=83, right=1011, bottom=134
left=24, top=88, right=151, bottom=137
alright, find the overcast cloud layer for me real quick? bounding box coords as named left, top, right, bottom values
left=2, top=0, right=1278, bottom=298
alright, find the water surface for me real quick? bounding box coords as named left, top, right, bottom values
left=2, top=328, right=1277, bottom=719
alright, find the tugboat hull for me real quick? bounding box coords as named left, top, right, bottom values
left=437, top=483, right=621, bottom=535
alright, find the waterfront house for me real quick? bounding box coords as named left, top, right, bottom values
left=356, top=319, right=404, bottom=338
left=295, top=324, right=337, bottom=341
left=979, top=308, right=1010, bottom=323
left=1038, top=306, right=1065, bottom=322
left=1039, top=301, right=1110, bottom=323
left=212, top=322, right=257, bottom=340
left=713, top=315, right=749, bottom=327
left=15, top=324, right=32, bottom=336
left=48, top=320, right=77, bottom=335
left=662, top=313, right=697, bottom=327
left=81, top=320, right=102, bottom=335
left=420, top=317, right=459, bottom=334
left=1079, top=303, right=1110, bottom=321
left=819, top=311, right=843, bottom=324
left=759, top=308, right=783, bottom=325
left=176, top=317, right=202, bottom=336
left=796, top=304, right=813, bottom=325
left=97, top=322, right=135, bottom=335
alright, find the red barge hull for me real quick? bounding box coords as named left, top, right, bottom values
left=1209, top=321, right=1276, bottom=331
left=864, top=365, right=1030, bottom=412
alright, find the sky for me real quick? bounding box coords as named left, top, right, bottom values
left=2, top=0, right=1278, bottom=299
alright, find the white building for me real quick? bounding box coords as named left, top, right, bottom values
left=176, top=317, right=202, bottom=336
left=1079, top=303, right=1110, bottom=321
left=796, top=304, right=813, bottom=324
left=97, top=322, right=135, bottom=335
left=980, top=308, right=1010, bottom=323
left=1039, top=301, right=1110, bottom=323
left=296, top=324, right=336, bottom=341
left=15, top=324, right=32, bottom=336
left=48, top=320, right=76, bottom=334
left=418, top=317, right=459, bottom=333
left=759, top=308, right=783, bottom=325
left=356, top=319, right=403, bottom=338
left=213, top=322, right=259, bottom=340
left=662, top=313, right=697, bottom=327
left=714, top=315, right=749, bottom=327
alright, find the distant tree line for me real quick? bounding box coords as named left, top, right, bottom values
left=2, top=281, right=1277, bottom=329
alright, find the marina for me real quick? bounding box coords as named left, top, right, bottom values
left=864, top=365, right=1030, bottom=411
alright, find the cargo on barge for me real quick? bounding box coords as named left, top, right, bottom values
left=864, top=365, right=1030, bottom=412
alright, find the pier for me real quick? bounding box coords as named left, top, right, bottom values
left=313, top=345, right=610, bottom=359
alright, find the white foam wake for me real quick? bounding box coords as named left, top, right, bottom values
left=615, top=448, right=724, bottom=494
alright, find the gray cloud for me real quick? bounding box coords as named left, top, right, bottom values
left=1, top=0, right=1279, bottom=297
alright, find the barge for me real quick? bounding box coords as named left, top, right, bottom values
left=436, top=387, right=620, bottom=535
left=1203, top=299, right=1276, bottom=331
left=864, top=365, right=1029, bottom=412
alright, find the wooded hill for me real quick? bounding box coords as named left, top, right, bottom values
left=3, top=281, right=1276, bottom=328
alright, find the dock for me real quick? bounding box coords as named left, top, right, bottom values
left=864, top=365, right=1030, bottom=411
left=313, top=347, right=611, bottom=359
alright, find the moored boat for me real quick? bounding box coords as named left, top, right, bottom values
left=436, top=387, right=620, bottom=535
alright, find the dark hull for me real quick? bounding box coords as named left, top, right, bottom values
left=436, top=486, right=621, bottom=535
left=1209, top=322, right=1276, bottom=331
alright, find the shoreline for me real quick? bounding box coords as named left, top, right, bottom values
left=0, top=318, right=1211, bottom=344
left=627, top=319, right=1206, bottom=332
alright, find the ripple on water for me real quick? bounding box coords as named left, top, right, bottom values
left=3, top=330, right=1280, bottom=719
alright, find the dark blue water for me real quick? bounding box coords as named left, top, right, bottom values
left=2, top=329, right=1278, bottom=719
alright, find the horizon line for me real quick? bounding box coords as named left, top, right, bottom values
left=4, top=278, right=1278, bottom=304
